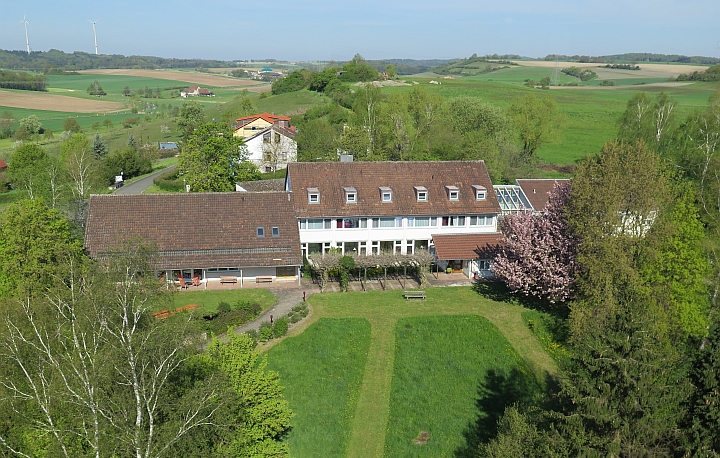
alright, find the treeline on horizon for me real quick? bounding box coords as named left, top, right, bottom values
left=0, top=69, right=47, bottom=91
left=3, top=48, right=720, bottom=75
left=543, top=52, right=720, bottom=65
left=0, top=49, right=235, bottom=72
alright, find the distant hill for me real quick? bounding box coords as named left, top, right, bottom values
left=365, top=58, right=458, bottom=75
left=431, top=54, right=521, bottom=76
left=542, top=53, right=720, bottom=65
left=0, top=49, right=235, bottom=72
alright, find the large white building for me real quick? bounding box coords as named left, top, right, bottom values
left=285, top=161, right=503, bottom=278
left=84, top=161, right=510, bottom=283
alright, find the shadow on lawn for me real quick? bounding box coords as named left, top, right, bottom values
left=454, top=367, right=550, bottom=458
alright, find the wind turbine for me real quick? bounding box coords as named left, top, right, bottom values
left=89, top=19, right=99, bottom=55
left=19, top=12, right=30, bottom=54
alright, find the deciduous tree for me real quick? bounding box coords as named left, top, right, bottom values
left=206, top=333, right=292, bottom=457
left=0, top=199, right=83, bottom=300
left=8, top=143, right=49, bottom=200
left=492, top=181, right=577, bottom=305
left=176, top=100, right=205, bottom=141
left=507, top=94, right=562, bottom=157
left=179, top=122, right=257, bottom=192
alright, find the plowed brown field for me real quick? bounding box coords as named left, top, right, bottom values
left=0, top=90, right=125, bottom=112
left=78, top=69, right=262, bottom=88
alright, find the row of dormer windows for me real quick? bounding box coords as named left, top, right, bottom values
left=307, top=185, right=487, bottom=204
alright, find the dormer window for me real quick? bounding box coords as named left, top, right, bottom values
left=344, top=186, right=357, bottom=204
left=307, top=187, right=320, bottom=204
left=446, top=185, right=459, bottom=201
left=472, top=185, right=487, bottom=200
left=379, top=186, right=392, bottom=203
left=414, top=186, right=428, bottom=202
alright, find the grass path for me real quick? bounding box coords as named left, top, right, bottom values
left=346, top=317, right=396, bottom=458
left=265, top=287, right=557, bottom=457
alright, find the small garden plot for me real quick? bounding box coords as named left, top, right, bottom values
left=384, top=315, right=541, bottom=457
left=266, top=318, right=371, bottom=458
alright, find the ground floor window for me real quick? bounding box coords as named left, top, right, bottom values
left=478, top=259, right=491, bottom=270
left=276, top=266, right=296, bottom=277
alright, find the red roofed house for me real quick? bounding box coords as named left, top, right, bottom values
left=234, top=113, right=297, bottom=173
left=0, top=158, right=8, bottom=170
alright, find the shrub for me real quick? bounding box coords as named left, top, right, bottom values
left=235, top=300, right=262, bottom=322
left=259, top=322, right=274, bottom=341
left=217, top=301, right=231, bottom=315
left=153, top=168, right=185, bottom=192
left=273, top=317, right=289, bottom=338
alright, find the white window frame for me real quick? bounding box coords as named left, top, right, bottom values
left=379, top=186, right=392, bottom=203
left=414, top=185, right=428, bottom=202
left=256, top=227, right=265, bottom=237
left=307, top=187, right=320, bottom=204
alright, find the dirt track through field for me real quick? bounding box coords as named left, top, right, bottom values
left=78, top=69, right=263, bottom=88
left=0, top=90, right=125, bottom=112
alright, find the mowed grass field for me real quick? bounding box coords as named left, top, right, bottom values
left=265, top=287, right=556, bottom=458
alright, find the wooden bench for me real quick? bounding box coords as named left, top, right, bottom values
left=219, top=276, right=237, bottom=284
left=404, top=290, right=426, bottom=300
left=255, top=276, right=273, bottom=283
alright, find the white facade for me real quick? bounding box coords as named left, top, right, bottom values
left=298, top=214, right=497, bottom=259
left=244, top=127, right=297, bottom=172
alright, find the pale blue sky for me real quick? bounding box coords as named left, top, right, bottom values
left=1, top=0, right=718, bottom=62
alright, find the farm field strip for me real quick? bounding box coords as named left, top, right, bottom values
left=0, top=89, right=124, bottom=112
left=267, top=288, right=556, bottom=457
left=78, top=68, right=263, bottom=88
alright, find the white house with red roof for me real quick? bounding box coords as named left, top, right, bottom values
left=234, top=113, right=297, bottom=172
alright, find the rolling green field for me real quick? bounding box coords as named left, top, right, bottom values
left=3, top=64, right=718, bottom=165
left=387, top=74, right=720, bottom=163
left=265, top=287, right=556, bottom=458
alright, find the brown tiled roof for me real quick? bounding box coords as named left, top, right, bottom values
left=432, top=233, right=503, bottom=260
left=288, top=161, right=501, bottom=218
left=84, top=192, right=301, bottom=270
left=236, top=178, right=285, bottom=192
left=235, top=112, right=291, bottom=125
left=516, top=179, right=570, bottom=211
left=245, top=124, right=296, bottom=141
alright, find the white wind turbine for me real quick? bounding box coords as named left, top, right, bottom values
left=89, top=19, right=99, bottom=55
left=19, top=12, right=30, bottom=54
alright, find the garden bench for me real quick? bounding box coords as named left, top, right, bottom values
left=255, top=276, right=273, bottom=283
left=219, top=276, right=237, bottom=284
left=404, top=290, right=426, bottom=300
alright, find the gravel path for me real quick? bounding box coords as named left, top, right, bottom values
left=235, top=287, right=313, bottom=334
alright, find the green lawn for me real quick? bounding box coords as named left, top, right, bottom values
left=266, top=318, right=372, bottom=457
left=169, top=288, right=275, bottom=314
left=385, top=315, right=542, bottom=457
left=262, top=287, right=556, bottom=458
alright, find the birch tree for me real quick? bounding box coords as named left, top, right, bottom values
left=0, top=243, right=222, bottom=458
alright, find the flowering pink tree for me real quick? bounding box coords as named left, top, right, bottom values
left=492, top=181, right=577, bottom=304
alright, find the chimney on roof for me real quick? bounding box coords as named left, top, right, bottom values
left=533, top=189, right=536, bottom=193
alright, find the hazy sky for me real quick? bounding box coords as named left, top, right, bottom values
left=1, top=0, right=719, bottom=62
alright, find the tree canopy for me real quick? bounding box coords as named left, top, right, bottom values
left=178, top=122, right=259, bottom=192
